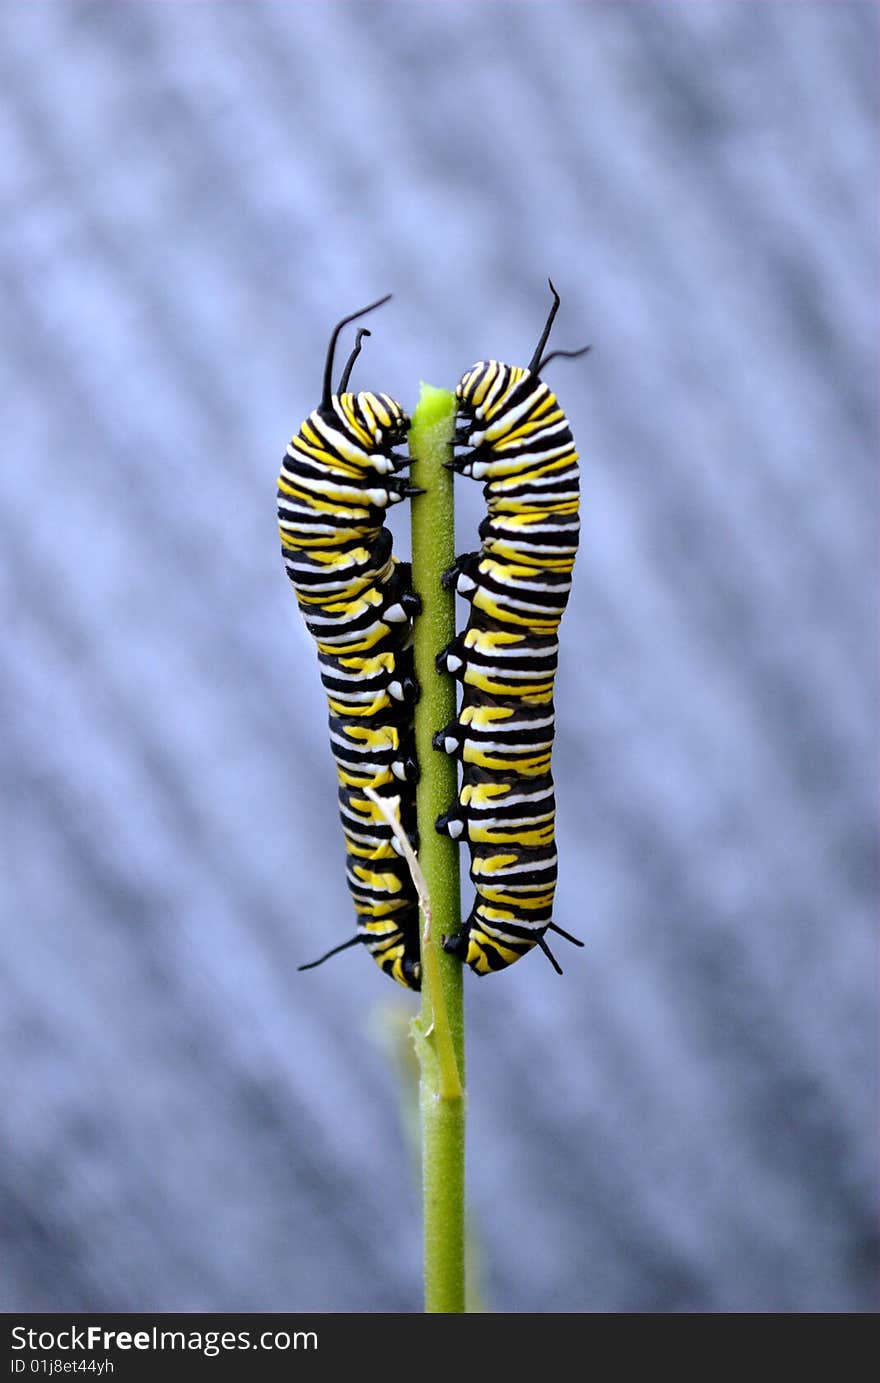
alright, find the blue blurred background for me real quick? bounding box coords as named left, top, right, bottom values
left=1, top=1, right=876, bottom=1313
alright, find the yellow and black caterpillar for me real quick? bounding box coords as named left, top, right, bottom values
left=434, top=282, right=588, bottom=976
left=277, top=297, right=423, bottom=990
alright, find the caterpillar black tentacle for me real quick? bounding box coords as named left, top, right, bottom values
left=298, top=934, right=362, bottom=973
left=547, top=921, right=585, bottom=947
left=277, top=297, right=422, bottom=991
left=437, top=280, right=588, bottom=977
left=536, top=934, right=563, bottom=975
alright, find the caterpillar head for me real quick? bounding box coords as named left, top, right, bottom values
left=328, top=391, right=411, bottom=478
left=455, top=361, right=530, bottom=429
left=322, top=295, right=407, bottom=447
left=353, top=391, right=410, bottom=450
left=454, top=283, right=588, bottom=453
left=319, top=297, right=410, bottom=471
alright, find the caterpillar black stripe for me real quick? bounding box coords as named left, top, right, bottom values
left=434, top=281, right=588, bottom=976
left=277, top=297, right=423, bottom=990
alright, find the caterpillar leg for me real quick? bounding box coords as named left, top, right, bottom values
left=441, top=929, right=469, bottom=961
left=390, top=755, right=420, bottom=783
left=445, top=448, right=481, bottom=475
left=386, top=478, right=426, bottom=501
left=440, top=921, right=527, bottom=974
left=432, top=721, right=463, bottom=756
left=390, top=710, right=420, bottom=783
left=382, top=569, right=421, bottom=626
left=399, top=954, right=422, bottom=990
left=440, top=553, right=478, bottom=593
left=435, top=634, right=466, bottom=676
left=387, top=451, right=412, bottom=472
left=387, top=673, right=420, bottom=703
left=391, top=734, right=420, bottom=784
left=402, top=590, right=422, bottom=618
left=435, top=806, right=466, bottom=841
left=388, top=561, right=422, bottom=620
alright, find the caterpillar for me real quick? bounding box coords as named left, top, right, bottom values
left=434, top=281, right=589, bottom=977
left=277, top=296, right=423, bottom=990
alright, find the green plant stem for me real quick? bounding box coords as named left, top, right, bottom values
left=409, top=383, right=466, bottom=1315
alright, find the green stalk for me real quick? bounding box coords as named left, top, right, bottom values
left=408, top=383, right=466, bottom=1314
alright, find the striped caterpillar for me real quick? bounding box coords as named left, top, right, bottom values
left=434, top=282, right=588, bottom=976
left=276, top=297, right=423, bottom=990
